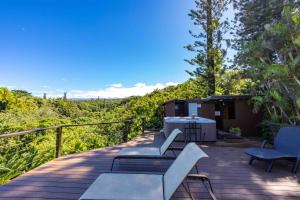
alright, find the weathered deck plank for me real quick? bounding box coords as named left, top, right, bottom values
left=0, top=131, right=299, bottom=200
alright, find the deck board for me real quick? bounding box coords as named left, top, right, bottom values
left=0, top=131, right=299, bottom=200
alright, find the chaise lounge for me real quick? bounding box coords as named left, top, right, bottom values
left=111, top=128, right=183, bottom=171
left=80, top=143, right=216, bottom=200
left=244, top=126, right=300, bottom=173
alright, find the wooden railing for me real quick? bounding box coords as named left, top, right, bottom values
left=0, top=117, right=146, bottom=184
left=0, top=118, right=146, bottom=158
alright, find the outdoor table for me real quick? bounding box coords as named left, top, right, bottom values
left=163, top=117, right=217, bottom=142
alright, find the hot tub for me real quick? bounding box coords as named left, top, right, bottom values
left=163, top=117, right=217, bottom=142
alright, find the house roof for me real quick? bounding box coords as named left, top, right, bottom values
left=201, top=95, right=252, bottom=102
left=163, top=95, right=252, bottom=105
left=162, top=99, right=186, bottom=105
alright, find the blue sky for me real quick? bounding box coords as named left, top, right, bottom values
left=0, top=0, right=233, bottom=98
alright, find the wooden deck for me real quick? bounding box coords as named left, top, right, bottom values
left=0, top=131, right=299, bottom=200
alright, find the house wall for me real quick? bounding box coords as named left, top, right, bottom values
left=197, top=99, right=262, bottom=136
left=222, top=100, right=262, bottom=136
left=198, top=102, right=215, bottom=120
left=163, top=98, right=263, bottom=136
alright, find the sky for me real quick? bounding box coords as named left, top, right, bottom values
left=0, top=0, right=234, bottom=98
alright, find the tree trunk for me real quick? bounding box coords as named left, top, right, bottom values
left=206, top=0, right=215, bottom=95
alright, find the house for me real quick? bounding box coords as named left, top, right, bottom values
left=162, top=95, right=263, bottom=136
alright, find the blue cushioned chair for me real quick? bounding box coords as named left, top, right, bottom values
left=244, top=126, right=300, bottom=173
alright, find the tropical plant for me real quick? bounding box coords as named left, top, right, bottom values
left=234, top=2, right=300, bottom=136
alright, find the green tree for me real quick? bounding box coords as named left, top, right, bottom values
left=233, top=0, right=298, bottom=66
left=216, top=69, right=253, bottom=95
left=0, top=88, right=15, bottom=111
left=11, top=90, right=32, bottom=98
left=185, top=0, right=231, bottom=95
left=234, top=3, right=300, bottom=126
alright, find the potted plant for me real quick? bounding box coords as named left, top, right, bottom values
left=229, top=127, right=242, bottom=137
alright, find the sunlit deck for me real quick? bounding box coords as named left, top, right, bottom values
left=0, top=131, right=299, bottom=200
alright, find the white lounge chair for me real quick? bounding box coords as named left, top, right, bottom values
left=111, top=128, right=182, bottom=171
left=80, top=143, right=216, bottom=200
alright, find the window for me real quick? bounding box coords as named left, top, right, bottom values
left=175, top=102, right=186, bottom=116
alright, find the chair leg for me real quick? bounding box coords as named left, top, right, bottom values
left=248, top=157, right=255, bottom=165
left=267, top=160, right=274, bottom=172
left=202, top=178, right=217, bottom=200
left=182, top=182, right=195, bottom=200
left=186, top=175, right=216, bottom=200
left=293, top=158, right=299, bottom=174
left=110, top=157, right=117, bottom=172
left=195, top=164, right=199, bottom=174
left=185, top=131, right=188, bottom=144
left=171, top=149, right=177, bottom=157
left=205, top=178, right=214, bottom=193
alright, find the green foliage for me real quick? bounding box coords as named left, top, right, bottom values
left=229, top=127, right=241, bottom=135
left=11, top=90, right=32, bottom=98
left=216, top=69, right=253, bottom=95
left=234, top=2, right=300, bottom=133
left=185, top=0, right=231, bottom=95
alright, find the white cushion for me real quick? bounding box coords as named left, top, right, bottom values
left=79, top=173, right=164, bottom=200
left=117, top=147, right=161, bottom=156
left=160, top=129, right=182, bottom=154
left=163, top=143, right=208, bottom=200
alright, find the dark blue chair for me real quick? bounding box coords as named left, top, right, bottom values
left=244, top=126, right=300, bottom=173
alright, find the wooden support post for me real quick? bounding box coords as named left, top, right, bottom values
left=56, top=127, right=62, bottom=158
left=123, top=120, right=131, bottom=143
left=142, top=117, right=146, bottom=134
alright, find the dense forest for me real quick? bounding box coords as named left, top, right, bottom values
left=1, top=0, right=300, bottom=184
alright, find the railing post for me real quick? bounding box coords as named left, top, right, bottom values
left=141, top=117, right=146, bottom=134
left=123, top=120, right=131, bottom=143
left=56, top=127, right=62, bottom=158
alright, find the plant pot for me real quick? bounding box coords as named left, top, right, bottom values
left=230, top=131, right=241, bottom=137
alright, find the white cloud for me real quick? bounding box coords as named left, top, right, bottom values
left=111, top=83, right=123, bottom=88
left=33, top=82, right=179, bottom=99
left=134, top=83, right=146, bottom=87
left=165, top=82, right=177, bottom=86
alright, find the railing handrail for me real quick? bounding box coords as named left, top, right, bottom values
left=0, top=119, right=136, bottom=139
left=0, top=117, right=146, bottom=185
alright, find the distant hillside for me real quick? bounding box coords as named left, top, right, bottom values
left=0, top=80, right=202, bottom=134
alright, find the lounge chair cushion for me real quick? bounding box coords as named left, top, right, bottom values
left=160, top=128, right=182, bottom=154
left=163, top=143, right=208, bottom=200
left=117, top=147, right=161, bottom=156
left=245, top=127, right=300, bottom=161
left=274, top=126, right=300, bottom=155
left=245, top=147, right=296, bottom=160
left=116, top=128, right=182, bottom=157
left=79, top=173, right=164, bottom=200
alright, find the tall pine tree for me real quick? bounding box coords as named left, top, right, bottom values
left=185, top=0, right=231, bottom=96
